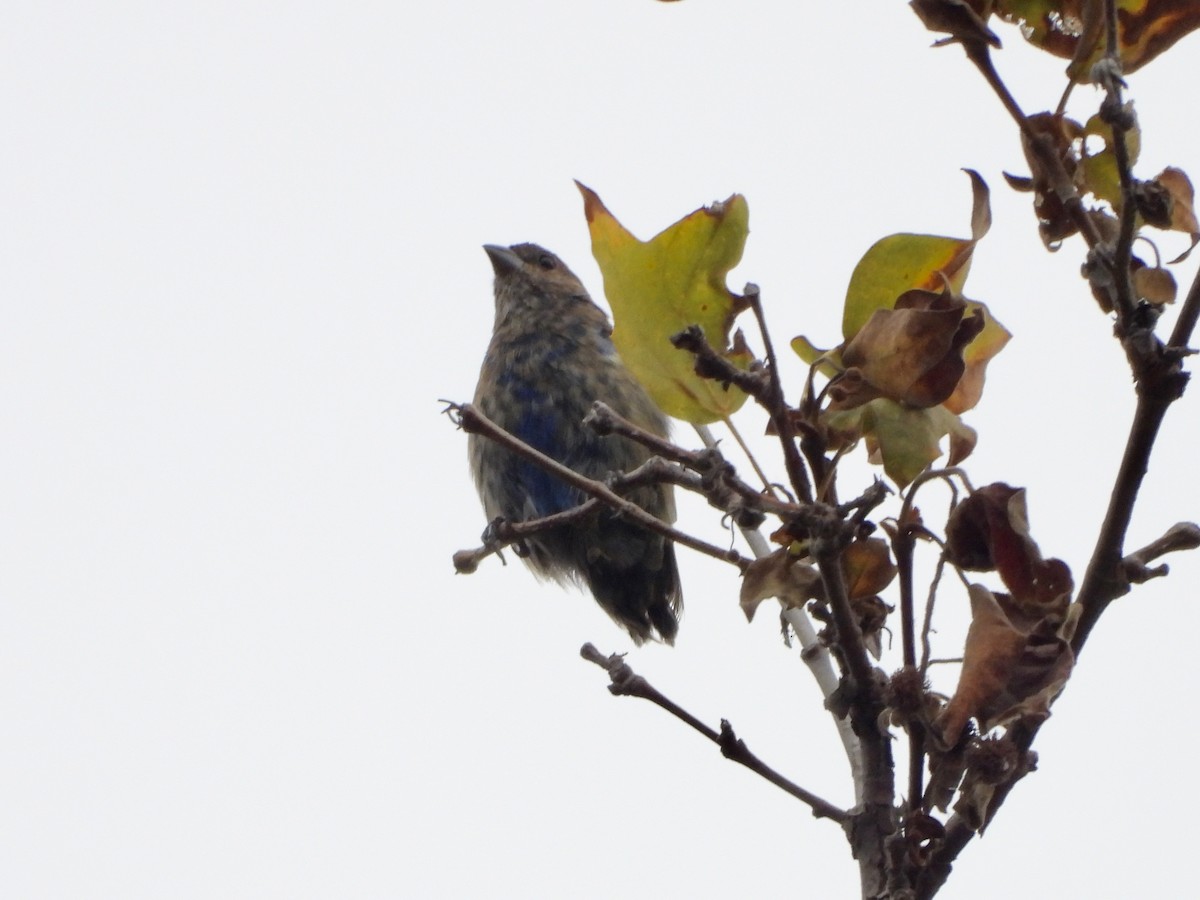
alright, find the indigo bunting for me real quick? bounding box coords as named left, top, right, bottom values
left=469, top=242, right=682, bottom=644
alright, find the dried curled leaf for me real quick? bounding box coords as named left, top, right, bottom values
left=944, top=483, right=1074, bottom=614
left=936, top=584, right=1075, bottom=746
left=832, top=290, right=985, bottom=410
left=1014, top=112, right=1085, bottom=249
left=842, top=537, right=898, bottom=600
left=1133, top=263, right=1177, bottom=304
left=793, top=172, right=1003, bottom=487
left=1155, top=167, right=1200, bottom=234
left=953, top=736, right=1031, bottom=832
left=946, top=299, right=1011, bottom=414
left=739, top=549, right=823, bottom=622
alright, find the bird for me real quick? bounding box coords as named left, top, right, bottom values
left=468, top=242, right=682, bottom=644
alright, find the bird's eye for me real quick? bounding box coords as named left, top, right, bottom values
left=537, top=254, right=557, bottom=270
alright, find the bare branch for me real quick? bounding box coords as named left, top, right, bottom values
left=1122, top=521, right=1200, bottom=583
left=810, top=528, right=898, bottom=894
left=692, top=422, right=866, bottom=799
left=451, top=402, right=752, bottom=572
left=1168, top=254, right=1200, bottom=351
left=1070, top=343, right=1190, bottom=652
left=746, top=284, right=816, bottom=504
left=579, top=643, right=850, bottom=824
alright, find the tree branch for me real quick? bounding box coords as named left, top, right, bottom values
left=691, top=423, right=867, bottom=801
left=746, top=284, right=816, bottom=504
left=1121, top=521, right=1200, bottom=583
left=810, top=527, right=897, bottom=898
left=580, top=643, right=850, bottom=824
left=1168, top=252, right=1200, bottom=351
left=670, top=314, right=819, bottom=506
left=450, top=402, right=751, bottom=572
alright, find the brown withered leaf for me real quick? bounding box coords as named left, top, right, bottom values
left=975, top=614, right=1074, bottom=730
left=842, top=537, right=898, bottom=600
left=739, top=548, right=823, bottom=622
left=944, top=483, right=1073, bottom=614
left=952, top=736, right=1029, bottom=832
left=1016, top=113, right=1085, bottom=249
left=854, top=594, right=893, bottom=660
left=1133, top=264, right=1177, bottom=305
left=936, top=584, right=1027, bottom=746
left=1136, top=179, right=1175, bottom=229
left=1153, top=167, right=1200, bottom=262
left=936, top=584, right=1075, bottom=746
left=833, top=290, right=985, bottom=410
left=925, top=735, right=968, bottom=813
left=943, top=300, right=1011, bottom=415
left=1156, top=167, right=1200, bottom=233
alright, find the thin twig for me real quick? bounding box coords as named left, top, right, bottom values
left=746, top=284, right=815, bottom=504
left=693, top=422, right=865, bottom=799
left=1168, top=256, right=1200, bottom=350
left=919, top=555, right=951, bottom=677
left=580, top=643, right=850, bottom=824
left=722, top=412, right=777, bottom=495
left=1095, top=0, right=1138, bottom=321
left=1071, top=353, right=1190, bottom=651
left=452, top=403, right=751, bottom=572
left=1121, top=522, right=1200, bottom=583
left=961, top=42, right=1105, bottom=250
left=962, top=41, right=1027, bottom=129
left=890, top=519, right=922, bottom=813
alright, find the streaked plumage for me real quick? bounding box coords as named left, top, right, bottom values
left=469, top=242, right=681, bottom=643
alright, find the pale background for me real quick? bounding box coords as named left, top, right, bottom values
left=2, top=2, right=1198, bottom=898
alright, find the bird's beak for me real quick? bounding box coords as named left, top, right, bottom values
left=483, top=244, right=522, bottom=276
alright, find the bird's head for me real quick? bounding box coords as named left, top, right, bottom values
left=483, top=243, right=596, bottom=319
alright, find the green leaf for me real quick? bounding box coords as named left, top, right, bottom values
left=790, top=335, right=841, bottom=377
left=826, top=399, right=977, bottom=489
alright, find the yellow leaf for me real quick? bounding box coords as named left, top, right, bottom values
left=790, top=335, right=842, bottom=378
left=842, top=170, right=990, bottom=339
left=944, top=300, right=1011, bottom=414
left=579, top=183, right=752, bottom=424
left=1080, top=110, right=1141, bottom=210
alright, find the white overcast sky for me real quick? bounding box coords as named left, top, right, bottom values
left=3, top=2, right=1198, bottom=898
